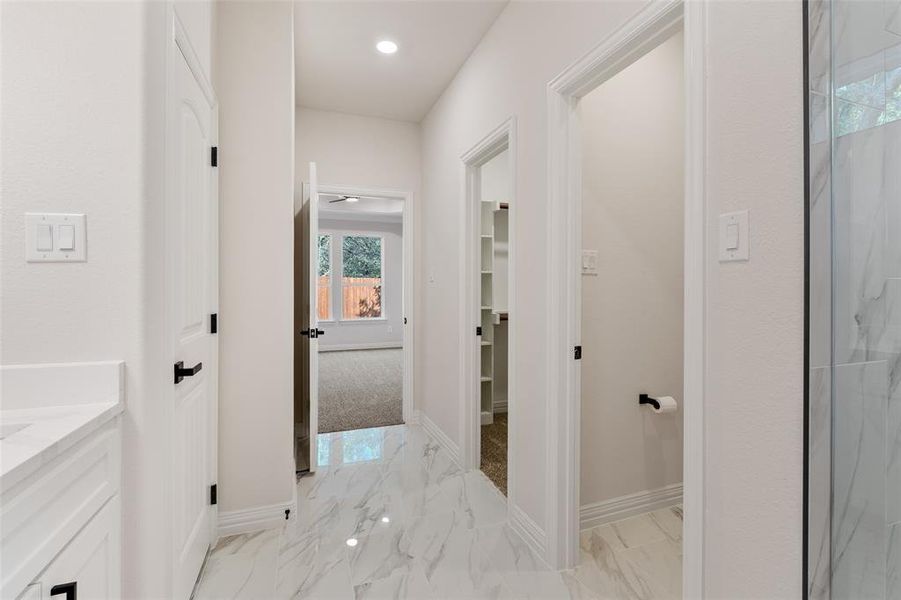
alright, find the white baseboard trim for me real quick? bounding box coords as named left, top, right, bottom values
left=417, top=410, right=460, bottom=466
left=510, top=504, right=548, bottom=563
left=319, top=342, right=402, bottom=352
left=408, top=409, right=422, bottom=425
left=218, top=500, right=296, bottom=537
left=493, top=401, right=508, bottom=413
left=580, top=483, right=683, bottom=531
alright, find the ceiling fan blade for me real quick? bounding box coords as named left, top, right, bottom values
left=328, top=197, right=346, bottom=203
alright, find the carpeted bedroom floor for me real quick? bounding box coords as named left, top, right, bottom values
left=318, top=348, right=403, bottom=434
left=480, top=412, right=508, bottom=495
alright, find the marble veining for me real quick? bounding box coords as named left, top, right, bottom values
left=193, top=424, right=682, bottom=599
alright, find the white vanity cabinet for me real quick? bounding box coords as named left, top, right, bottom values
left=1, top=361, right=124, bottom=600
left=21, top=496, right=120, bottom=600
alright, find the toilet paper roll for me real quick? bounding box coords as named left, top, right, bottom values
left=653, top=396, right=678, bottom=414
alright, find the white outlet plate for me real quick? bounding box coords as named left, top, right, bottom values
left=26, top=213, right=87, bottom=262
left=718, top=210, right=749, bottom=262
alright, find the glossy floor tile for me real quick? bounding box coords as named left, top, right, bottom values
left=192, top=424, right=682, bottom=599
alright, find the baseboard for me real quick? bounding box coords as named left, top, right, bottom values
left=418, top=410, right=460, bottom=466
left=493, top=401, right=508, bottom=413
left=408, top=409, right=422, bottom=425
left=319, top=342, right=402, bottom=352
left=218, top=500, right=296, bottom=537
left=580, top=483, right=683, bottom=531
left=510, top=504, right=548, bottom=563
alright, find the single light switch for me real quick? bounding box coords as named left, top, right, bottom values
left=36, top=224, right=53, bottom=251
left=581, top=250, right=599, bottom=276
left=58, top=224, right=75, bottom=250
left=719, top=210, right=749, bottom=262
left=725, top=223, right=740, bottom=250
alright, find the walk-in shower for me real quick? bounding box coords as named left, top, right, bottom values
left=806, top=1, right=900, bottom=598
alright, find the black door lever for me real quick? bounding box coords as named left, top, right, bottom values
left=174, top=361, right=203, bottom=384
left=300, top=329, right=325, bottom=338
left=51, top=582, right=77, bottom=600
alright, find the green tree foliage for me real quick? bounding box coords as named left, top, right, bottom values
left=318, top=235, right=330, bottom=276
left=342, top=236, right=382, bottom=278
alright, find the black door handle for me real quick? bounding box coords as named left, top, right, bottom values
left=300, top=329, right=325, bottom=338
left=316, top=328, right=325, bottom=337
left=51, top=582, right=77, bottom=600
left=174, top=361, right=203, bottom=384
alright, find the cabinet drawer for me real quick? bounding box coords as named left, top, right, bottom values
left=1, top=420, right=120, bottom=599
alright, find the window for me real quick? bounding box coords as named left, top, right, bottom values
left=341, top=235, right=383, bottom=320
left=317, top=234, right=331, bottom=320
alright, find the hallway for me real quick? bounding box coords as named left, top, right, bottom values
left=193, top=424, right=681, bottom=599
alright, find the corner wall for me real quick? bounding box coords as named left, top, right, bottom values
left=216, top=1, right=296, bottom=518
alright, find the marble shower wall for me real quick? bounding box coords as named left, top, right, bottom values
left=808, top=1, right=901, bottom=598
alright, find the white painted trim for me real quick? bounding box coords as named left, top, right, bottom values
left=217, top=500, right=296, bottom=537
left=510, top=504, right=548, bottom=563
left=544, top=3, right=706, bottom=593
left=580, top=484, right=683, bottom=531
left=320, top=210, right=402, bottom=224
left=492, top=401, right=508, bottom=413
left=418, top=411, right=461, bottom=466
left=172, top=12, right=216, bottom=106
left=308, top=183, right=415, bottom=427
left=318, top=342, right=402, bottom=352
left=459, top=117, right=516, bottom=475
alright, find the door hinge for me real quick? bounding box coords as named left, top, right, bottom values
left=476, top=326, right=482, bottom=336
left=210, top=313, right=218, bottom=334
left=210, top=484, right=217, bottom=505
left=211, top=146, right=218, bottom=167
left=574, top=345, right=582, bottom=360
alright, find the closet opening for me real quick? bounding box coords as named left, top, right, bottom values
left=461, top=120, right=515, bottom=498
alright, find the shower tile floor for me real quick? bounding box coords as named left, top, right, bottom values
left=192, top=424, right=682, bottom=599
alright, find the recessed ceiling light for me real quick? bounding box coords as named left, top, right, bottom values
left=376, top=40, right=398, bottom=55
left=346, top=538, right=358, bottom=547
left=345, top=196, right=360, bottom=203
left=381, top=516, right=390, bottom=524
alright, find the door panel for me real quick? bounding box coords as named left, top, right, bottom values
left=302, top=164, right=320, bottom=471
left=168, top=36, right=215, bottom=600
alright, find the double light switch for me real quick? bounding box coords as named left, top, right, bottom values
left=26, top=214, right=86, bottom=262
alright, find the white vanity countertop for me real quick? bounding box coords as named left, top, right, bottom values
left=0, top=360, right=125, bottom=492
left=0, top=401, right=123, bottom=491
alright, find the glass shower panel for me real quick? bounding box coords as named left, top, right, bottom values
left=808, top=1, right=900, bottom=598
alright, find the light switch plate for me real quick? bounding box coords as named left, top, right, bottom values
left=718, top=210, right=749, bottom=262
left=26, top=213, right=87, bottom=262
left=581, top=250, right=599, bottom=276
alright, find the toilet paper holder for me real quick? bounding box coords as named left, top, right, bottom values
left=638, top=394, right=661, bottom=410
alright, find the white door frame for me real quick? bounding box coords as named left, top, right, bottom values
left=459, top=118, right=517, bottom=498
left=545, top=1, right=706, bottom=596
left=311, top=182, right=416, bottom=425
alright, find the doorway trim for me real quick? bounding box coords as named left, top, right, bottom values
left=313, top=182, right=415, bottom=425
left=544, top=2, right=706, bottom=597
left=459, top=117, right=517, bottom=507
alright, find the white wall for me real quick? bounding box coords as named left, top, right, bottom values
left=216, top=1, right=296, bottom=517
left=703, top=2, right=804, bottom=596
left=296, top=107, right=420, bottom=192
left=579, top=31, right=684, bottom=508
left=419, top=1, right=803, bottom=595
left=318, top=217, right=404, bottom=350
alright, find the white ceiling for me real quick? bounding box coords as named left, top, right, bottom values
left=294, top=1, right=508, bottom=122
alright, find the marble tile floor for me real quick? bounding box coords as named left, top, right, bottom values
left=192, top=424, right=683, bottom=599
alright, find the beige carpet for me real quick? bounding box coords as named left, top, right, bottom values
left=481, top=412, right=508, bottom=495
left=318, top=348, right=403, bottom=433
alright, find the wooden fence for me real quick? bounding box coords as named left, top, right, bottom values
left=317, top=276, right=382, bottom=319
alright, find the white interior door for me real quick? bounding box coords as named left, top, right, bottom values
left=303, top=163, right=320, bottom=471
left=168, top=37, right=216, bottom=600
